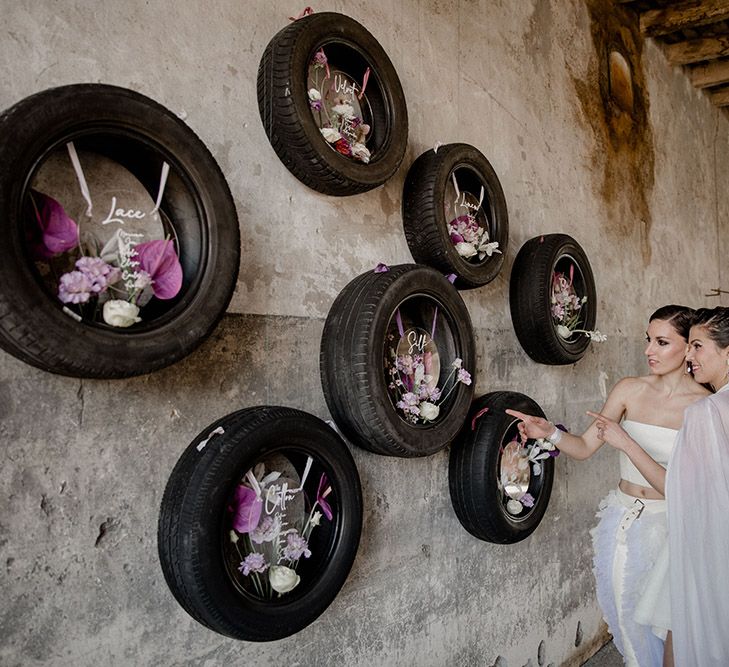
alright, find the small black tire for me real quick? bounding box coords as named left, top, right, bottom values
left=157, top=406, right=363, bottom=641
left=509, top=234, right=597, bottom=365
left=320, top=264, right=476, bottom=457
left=257, top=12, right=408, bottom=196
left=448, top=392, right=555, bottom=544
left=402, top=144, right=508, bottom=289
left=0, top=84, right=240, bottom=378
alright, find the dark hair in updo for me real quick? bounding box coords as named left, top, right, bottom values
left=649, top=304, right=694, bottom=341
left=691, top=307, right=729, bottom=348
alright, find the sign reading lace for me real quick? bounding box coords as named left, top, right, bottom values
left=26, top=142, right=182, bottom=327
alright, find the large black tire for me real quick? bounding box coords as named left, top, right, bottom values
left=320, top=264, right=476, bottom=457
left=158, top=406, right=363, bottom=642
left=0, top=84, right=240, bottom=378
left=509, top=234, right=597, bottom=365
left=403, top=144, right=508, bottom=289
left=257, top=12, right=408, bottom=196
left=448, top=392, right=555, bottom=544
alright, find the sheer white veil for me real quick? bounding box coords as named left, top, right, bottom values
left=666, top=384, right=729, bottom=666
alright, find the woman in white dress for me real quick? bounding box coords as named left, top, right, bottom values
left=663, top=307, right=729, bottom=666
left=506, top=305, right=709, bottom=667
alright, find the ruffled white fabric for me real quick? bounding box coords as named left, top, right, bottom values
left=591, top=489, right=667, bottom=667
left=667, top=384, right=729, bottom=666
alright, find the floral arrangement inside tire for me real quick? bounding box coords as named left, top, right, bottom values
left=320, top=264, right=476, bottom=457
left=509, top=233, right=604, bottom=366
left=257, top=11, right=408, bottom=196
left=449, top=391, right=557, bottom=544
left=0, top=84, right=240, bottom=378
left=158, top=406, right=363, bottom=642
left=402, top=143, right=508, bottom=289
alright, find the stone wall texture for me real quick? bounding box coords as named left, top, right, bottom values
left=1, top=1, right=728, bottom=665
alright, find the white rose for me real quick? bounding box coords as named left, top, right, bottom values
left=506, top=499, right=524, bottom=515
left=320, top=127, right=342, bottom=143
left=419, top=401, right=440, bottom=422
left=331, top=103, right=354, bottom=117
left=350, top=142, right=371, bottom=163
left=308, top=88, right=321, bottom=101
left=103, top=300, right=141, bottom=327
left=269, top=565, right=300, bottom=594
left=556, top=324, right=572, bottom=339
left=454, top=242, right=477, bottom=258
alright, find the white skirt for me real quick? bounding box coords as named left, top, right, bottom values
left=590, top=489, right=669, bottom=667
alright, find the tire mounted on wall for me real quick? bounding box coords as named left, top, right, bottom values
left=509, top=233, right=597, bottom=365
left=257, top=12, right=408, bottom=196
left=320, top=264, right=476, bottom=457
left=158, top=406, right=363, bottom=641
left=0, top=84, right=240, bottom=378
left=448, top=391, right=555, bottom=544
left=402, top=143, right=508, bottom=289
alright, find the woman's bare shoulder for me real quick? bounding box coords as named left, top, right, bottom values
left=610, top=375, right=651, bottom=397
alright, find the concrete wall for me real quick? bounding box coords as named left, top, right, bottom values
left=1, top=0, right=728, bottom=665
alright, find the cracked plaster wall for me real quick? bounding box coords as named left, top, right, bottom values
left=1, top=1, right=728, bottom=666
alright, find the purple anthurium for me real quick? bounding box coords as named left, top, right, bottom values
left=133, top=239, right=182, bottom=299
left=232, top=485, right=263, bottom=534
left=316, top=473, right=333, bottom=521
left=28, top=190, right=79, bottom=259
left=450, top=232, right=464, bottom=244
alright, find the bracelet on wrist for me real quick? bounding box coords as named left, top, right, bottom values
left=545, top=424, right=563, bottom=446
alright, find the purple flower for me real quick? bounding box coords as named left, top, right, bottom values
left=450, top=232, right=464, bottom=244
left=133, top=239, right=183, bottom=300
left=374, top=263, right=389, bottom=273
left=313, top=49, right=328, bottom=66
left=396, top=392, right=421, bottom=415
left=310, top=99, right=322, bottom=111
left=457, top=368, right=472, bottom=385
left=316, top=473, right=333, bottom=521
left=27, top=190, right=79, bottom=259
left=521, top=493, right=535, bottom=508
left=75, top=256, right=121, bottom=294
left=283, top=532, right=311, bottom=560
left=231, top=485, right=262, bottom=534
left=238, top=552, right=268, bottom=576
left=251, top=515, right=281, bottom=544
left=58, top=271, right=93, bottom=304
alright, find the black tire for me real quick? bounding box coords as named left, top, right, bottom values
left=0, top=84, right=240, bottom=378
left=158, top=406, right=363, bottom=642
left=257, top=12, right=408, bottom=196
left=509, top=234, right=597, bottom=365
left=320, top=264, right=476, bottom=457
left=402, top=144, right=508, bottom=289
left=448, top=392, right=555, bottom=544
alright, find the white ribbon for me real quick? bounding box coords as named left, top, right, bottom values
left=451, top=172, right=460, bottom=200
left=196, top=426, right=225, bottom=452
left=66, top=142, right=93, bottom=217
left=150, top=161, right=170, bottom=220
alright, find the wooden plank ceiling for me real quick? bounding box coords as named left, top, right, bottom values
left=617, top=0, right=729, bottom=108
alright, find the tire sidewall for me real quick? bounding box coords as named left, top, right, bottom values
left=449, top=391, right=555, bottom=543
left=0, top=85, right=240, bottom=375
left=165, top=408, right=362, bottom=641
left=404, top=144, right=508, bottom=288
left=264, top=12, right=408, bottom=189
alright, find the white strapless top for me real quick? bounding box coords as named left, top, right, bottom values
left=619, top=420, right=678, bottom=487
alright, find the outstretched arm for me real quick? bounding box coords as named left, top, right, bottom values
left=586, top=410, right=667, bottom=495
left=505, top=378, right=632, bottom=461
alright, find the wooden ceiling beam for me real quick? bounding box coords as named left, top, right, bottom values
left=663, top=35, right=729, bottom=65
left=709, top=86, right=729, bottom=105
left=641, top=0, right=729, bottom=38
left=690, top=58, right=729, bottom=87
